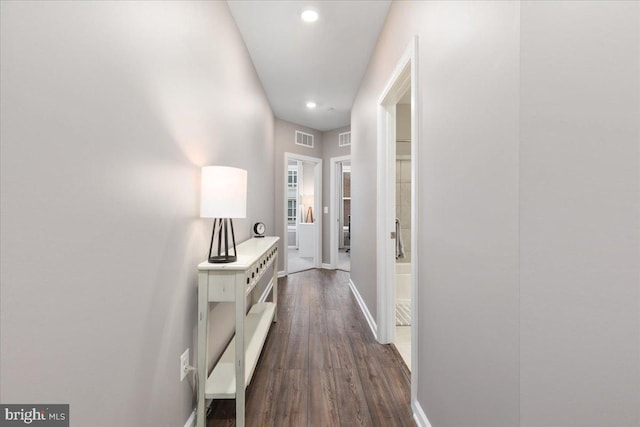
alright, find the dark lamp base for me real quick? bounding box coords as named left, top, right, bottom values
left=207, top=218, right=238, bottom=264
left=208, top=255, right=237, bottom=264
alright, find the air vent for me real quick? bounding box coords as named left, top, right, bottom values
left=295, top=131, right=314, bottom=148
left=339, top=131, right=351, bottom=147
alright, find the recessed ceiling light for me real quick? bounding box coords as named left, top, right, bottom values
left=301, top=9, right=319, bottom=23
left=306, top=101, right=317, bottom=109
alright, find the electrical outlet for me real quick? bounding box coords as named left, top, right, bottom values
left=180, top=348, right=189, bottom=381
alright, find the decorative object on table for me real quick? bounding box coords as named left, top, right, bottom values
left=305, top=206, right=314, bottom=223
left=200, top=166, right=247, bottom=263
left=253, top=222, right=266, bottom=238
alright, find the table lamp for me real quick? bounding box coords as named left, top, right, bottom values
left=200, top=166, right=247, bottom=263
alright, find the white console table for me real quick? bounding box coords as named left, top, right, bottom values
left=196, top=236, right=279, bottom=427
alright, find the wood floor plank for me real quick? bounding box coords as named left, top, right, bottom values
left=348, top=330, right=373, bottom=369
left=245, top=368, right=282, bottom=427
left=284, top=327, right=309, bottom=370
left=320, top=282, right=340, bottom=310
left=329, top=334, right=357, bottom=369
left=206, top=396, right=236, bottom=427
left=309, top=309, right=328, bottom=335
left=309, top=333, right=333, bottom=369
left=258, top=332, right=289, bottom=370
left=274, top=369, right=308, bottom=427
left=390, top=344, right=412, bottom=384
left=308, top=291, right=328, bottom=335
left=333, top=367, right=374, bottom=427
left=357, top=365, right=404, bottom=427
left=276, top=277, right=297, bottom=307
left=326, top=309, right=347, bottom=336
left=273, top=304, right=294, bottom=334
left=309, top=369, right=340, bottom=427
left=286, top=294, right=310, bottom=370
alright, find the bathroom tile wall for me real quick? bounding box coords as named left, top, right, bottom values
left=396, top=158, right=411, bottom=262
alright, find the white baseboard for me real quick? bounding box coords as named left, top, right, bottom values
left=278, top=270, right=286, bottom=278
left=183, top=409, right=195, bottom=427
left=321, top=263, right=335, bottom=270
left=412, top=400, right=432, bottom=427
left=258, top=278, right=274, bottom=303
left=348, top=279, right=377, bottom=340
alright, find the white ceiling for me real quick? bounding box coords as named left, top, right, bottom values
left=227, top=1, right=391, bottom=131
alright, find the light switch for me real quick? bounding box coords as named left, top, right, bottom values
left=323, top=206, right=328, bottom=214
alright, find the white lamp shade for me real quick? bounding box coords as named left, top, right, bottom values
left=200, top=166, right=247, bottom=218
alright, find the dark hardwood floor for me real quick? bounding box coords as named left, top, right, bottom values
left=207, top=269, right=414, bottom=427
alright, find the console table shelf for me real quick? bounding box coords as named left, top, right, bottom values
left=205, top=301, right=275, bottom=399
left=196, top=236, right=279, bottom=427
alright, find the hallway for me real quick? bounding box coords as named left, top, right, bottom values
left=2, top=2, right=639, bottom=426
left=207, top=269, right=413, bottom=426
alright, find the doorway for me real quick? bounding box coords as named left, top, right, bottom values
left=376, top=36, right=419, bottom=403
left=394, top=95, right=412, bottom=370
left=284, top=152, right=322, bottom=275
left=330, top=155, right=352, bottom=272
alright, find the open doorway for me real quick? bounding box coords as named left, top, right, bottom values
left=394, top=92, right=412, bottom=370
left=376, top=36, right=419, bottom=403
left=330, top=155, right=351, bottom=272
left=284, top=152, right=322, bottom=275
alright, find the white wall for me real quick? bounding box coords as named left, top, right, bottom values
left=0, top=2, right=274, bottom=426
left=519, top=2, right=639, bottom=426
left=351, top=1, right=639, bottom=426
left=352, top=3, right=520, bottom=425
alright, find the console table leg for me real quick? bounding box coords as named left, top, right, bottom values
left=235, top=270, right=246, bottom=427
left=196, top=274, right=208, bottom=427
left=273, top=252, right=278, bottom=322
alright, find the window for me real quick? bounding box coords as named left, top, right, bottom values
left=287, top=199, right=297, bottom=224
left=295, top=130, right=314, bottom=148
left=339, top=131, right=351, bottom=147
left=287, top=169, right=297, bottom=189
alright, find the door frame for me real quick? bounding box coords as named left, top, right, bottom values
left=283, top=152, right=322, bottom=274
left=376, top=36, right=419, bottom=405
left=329, top=155, right=351, bottom=269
